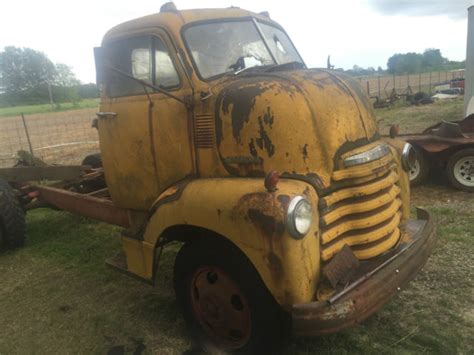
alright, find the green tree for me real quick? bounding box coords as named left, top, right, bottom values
left=422, top=48, right=446, bottom=69
left=54, top=63, right=80, bottom=87
left=387, top=52, right=423, bottom=74
left=0, top=46, right=56, bottom=94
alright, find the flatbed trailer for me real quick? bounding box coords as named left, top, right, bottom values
left=392, top=115, right=474, bottom=191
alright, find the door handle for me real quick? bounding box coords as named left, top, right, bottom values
left=96, top=112, right=117, bottom=119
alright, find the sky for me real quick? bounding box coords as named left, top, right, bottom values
left=0, top=0, right=472, bottom=83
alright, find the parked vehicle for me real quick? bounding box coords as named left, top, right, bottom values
left=396, top=115, right=474, bottom=192
left=0, top=3, right=436, bottom=352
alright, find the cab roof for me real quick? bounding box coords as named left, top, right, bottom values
left=103, top=7, right=276, bottom=43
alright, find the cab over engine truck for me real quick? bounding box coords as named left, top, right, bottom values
left=0, top=3, right=436, bottom=352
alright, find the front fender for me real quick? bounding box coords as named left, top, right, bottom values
left=139, top=178, right=321, bottom=308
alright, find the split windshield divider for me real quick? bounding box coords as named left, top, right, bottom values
left=252, top=18, right=278, bottom=65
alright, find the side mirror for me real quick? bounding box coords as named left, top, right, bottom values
left=94, top=47, right=107, bottom=85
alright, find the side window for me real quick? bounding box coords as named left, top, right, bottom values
left=107, top=36, right=152, bottom=97
left=106, top=35, right=180, bottom=97
left=154, top=37, right=180, bottom=88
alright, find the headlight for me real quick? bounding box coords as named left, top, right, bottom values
left=287, top=196, right=312, bottom=238
left=401, top=143, right=417, bottom=171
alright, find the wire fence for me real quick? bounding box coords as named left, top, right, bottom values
left=356, top=69, right=466, bottom=99
left=0, top=108, right=99, bottom=168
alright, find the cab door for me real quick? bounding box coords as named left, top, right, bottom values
left=98, top=31, right=194, bottom=210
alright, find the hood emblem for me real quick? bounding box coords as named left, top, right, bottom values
left=344, top=144, right=391, bottom=167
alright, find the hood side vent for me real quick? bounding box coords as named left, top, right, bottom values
left=195, top=114, right=214, bottom=148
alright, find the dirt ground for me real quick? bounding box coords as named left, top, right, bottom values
left=0, top=98, right=473, bottom=354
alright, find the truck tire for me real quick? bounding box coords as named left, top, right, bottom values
left=409, top=147, right=430, bottom=186
left=0, top=179, right=26, bottom=250
left=81, top=153, right=102, bottom=168
left=446, top=148, right=474, bottom=192
left=174, top=237, right=289, bottom=353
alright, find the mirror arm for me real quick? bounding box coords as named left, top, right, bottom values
left=107, top=66, right=192, bottom=109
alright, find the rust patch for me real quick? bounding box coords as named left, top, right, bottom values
left=247, top=208, right=285, bottom=238
left=219, top=83, right=269, bottom=145
left=319, top=300, right=356, bottom=321
left=262, top=106, right=274, bottom=128
left=322, top=245, right=360, bottom=289
left=267, top=252, right=284, bottom=281
left=302, top=143, right=309, bottom=162
left=248, top=138, right=258, bottom=157
left=235, top=191, right=289, bottom=283
left=237, top=191, right=286, bottom=238
left=255, top=116, right=275, bottom=157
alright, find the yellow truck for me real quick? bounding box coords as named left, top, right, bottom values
left=0, top=2, right=436, bottom=352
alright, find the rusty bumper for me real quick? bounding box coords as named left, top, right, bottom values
left=292, top=208, right=436, bottom=336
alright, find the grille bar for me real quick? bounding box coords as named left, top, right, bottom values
left=321, top=212, right=401, bottom=261
left=321, top=185, right=401, bottom=226
left=321, top=171, right=399, bottom=208
left=321, top=198, right=402, bottom=243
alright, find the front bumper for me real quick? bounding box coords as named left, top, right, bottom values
left=292, top=208, right=436, bottom=336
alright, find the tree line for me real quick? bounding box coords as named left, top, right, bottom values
left=0, top=46, right=98, bottom=106
left=343, top=48, right=464, bottom=76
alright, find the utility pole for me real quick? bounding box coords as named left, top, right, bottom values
left=47, top=82, right=54, bottom=107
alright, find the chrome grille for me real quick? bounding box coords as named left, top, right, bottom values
left=320, top=148, right=402, bottom=262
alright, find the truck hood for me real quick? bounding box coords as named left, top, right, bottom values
left=214, top=69, right=380, bottom=190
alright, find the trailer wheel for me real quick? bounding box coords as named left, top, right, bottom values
left=0, top=179, right=26, bottom=250
left=174, top=238, right=288, bottom=353
left=446, top=148, right=474, bottom=192
left=81, top=153, right=102, bottom=168
left=409, top=148, right=430, bottom=186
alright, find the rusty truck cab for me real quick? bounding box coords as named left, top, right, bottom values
left=93, top=3, right=436, bottom=352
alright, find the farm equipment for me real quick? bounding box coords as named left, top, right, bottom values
left=0, top=2, right=437, bottom=352
left=392, top=115, right=474, bottom=191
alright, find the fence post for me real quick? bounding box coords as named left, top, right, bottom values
left=20, top=113, right=34, bottom=157
left=377, top=76, right=381, bottom=98
left=418, top=72, right=422, bottom=92
left=366, top=81, right=370, bottom=96
left=429, top=71, right=432, bottom=94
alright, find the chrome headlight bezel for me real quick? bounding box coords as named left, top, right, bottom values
left=286, top=196, right=312, bottom=239
left=401, top=143, right=416, bottom=171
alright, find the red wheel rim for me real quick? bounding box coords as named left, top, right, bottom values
left=190, top=266, right=251, bottom=349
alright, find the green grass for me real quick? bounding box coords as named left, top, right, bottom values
left=0, top=98, right=473, bottom=353
left=376, top=96, right=464, bottom=135
left=0, top=99, right=99, bottom=117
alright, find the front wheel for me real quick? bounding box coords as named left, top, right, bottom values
left=446, top=148, right=474, bottom=192
left=174, top=238, right=289, bottom=353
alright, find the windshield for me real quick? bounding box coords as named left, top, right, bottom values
left=183, top=20, right=303, bottom=80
